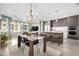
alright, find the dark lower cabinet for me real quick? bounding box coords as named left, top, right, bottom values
left=40, top=32, right=63, bottom=44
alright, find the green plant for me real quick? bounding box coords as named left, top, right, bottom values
left=0, top=32, right=8, bottom=46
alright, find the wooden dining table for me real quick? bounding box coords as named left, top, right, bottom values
left=18, top=35, right=47, bottom=56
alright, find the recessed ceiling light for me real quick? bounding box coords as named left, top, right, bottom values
left=56, top=19, right=58, bottom=22
left=56, top=10, right=58, bottom=12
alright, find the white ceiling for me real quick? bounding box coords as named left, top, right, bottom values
left=0, top=3, right=79, bottom=22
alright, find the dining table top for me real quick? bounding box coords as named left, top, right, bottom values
left=19, top=34, right=44, bottom=41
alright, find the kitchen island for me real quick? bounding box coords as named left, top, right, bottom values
left=40, top=31, right=63, bottom=44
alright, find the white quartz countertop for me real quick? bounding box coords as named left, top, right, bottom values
left=19, top=34, right=44, bottom=41
left=50, top=31, right=63, bottom=33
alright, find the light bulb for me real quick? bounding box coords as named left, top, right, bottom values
left=56, top=20, right=58, bottom=22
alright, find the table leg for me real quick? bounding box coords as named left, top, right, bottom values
left=18, top=36, right=21, bottom=47
left=43, top=37, right=46, bottom=52
left=29, top=41, right=34, bottom=56
left=18, top=41, right=21, bottom=47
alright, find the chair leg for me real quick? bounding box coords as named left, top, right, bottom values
left=21, top=43, right=25, bottom=53
left=36, top=44, right=40, bottom=55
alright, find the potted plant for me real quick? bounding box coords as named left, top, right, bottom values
left=0, top=32, right=8, bottom=47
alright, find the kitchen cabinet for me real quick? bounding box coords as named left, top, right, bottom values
left=68, top=15, right=78, bottom=26
left=53, top=18, right=68, bottom=27
left=53, top=15, right=78, bottom=27
left=63, top=18, right=68, bottom=26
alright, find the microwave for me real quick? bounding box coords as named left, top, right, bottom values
left=69, top=26, right=76, bottom=30
left=69, top=27, right=76, bottom=30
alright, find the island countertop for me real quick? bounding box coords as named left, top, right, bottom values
left=50, top=30, right=63, bottom=33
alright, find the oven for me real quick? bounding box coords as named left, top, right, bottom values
left=68, top=26, right=78, bottom=39
left=68, top=31, right=76, bottom=35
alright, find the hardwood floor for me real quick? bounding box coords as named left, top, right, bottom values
left=0, top=38, right=79, bottom=56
